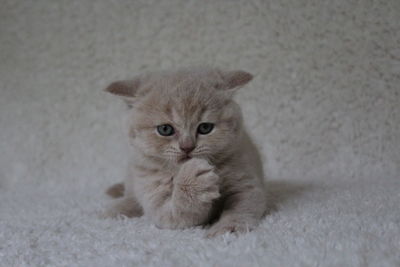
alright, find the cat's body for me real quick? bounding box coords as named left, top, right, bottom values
left=104, top=67, right=267, bottom=237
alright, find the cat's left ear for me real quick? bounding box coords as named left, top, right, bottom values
left=218, top=70, right=253, bottom=91
left=104, top=79, right=141, bottom=108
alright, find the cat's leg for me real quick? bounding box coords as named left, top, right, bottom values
left=103, top=196, right=143, bottom=218
left=143, top=158, right=220, bottom=229
left=206, top=184, right=267, bottom=237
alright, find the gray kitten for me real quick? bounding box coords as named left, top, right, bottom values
left=104, top=67, right=267, bottom=237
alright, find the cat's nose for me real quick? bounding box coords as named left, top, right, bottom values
left=179, top=144, right=195, bottom=154
left=179, top=137, right=195, bottom=154
left=179, top=142, right=195, bottom=154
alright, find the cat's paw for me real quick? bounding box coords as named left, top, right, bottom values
left=206, top=221, right=253, bottom=238
left=176, top=158, right=220, bottom=203
left=100, top=198, right=143, bottom=219
left=206, top=216, right=257, bottom=238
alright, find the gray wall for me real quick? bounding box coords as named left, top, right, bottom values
left=1, top=0, right=399, bottom=188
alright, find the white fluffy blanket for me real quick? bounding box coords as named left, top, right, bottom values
left=1, top=177, right=399, bottom=266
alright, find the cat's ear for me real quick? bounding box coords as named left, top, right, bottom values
left=104, top=79, right=140, bottom=108
left=218, top=70, right=253, bottom=90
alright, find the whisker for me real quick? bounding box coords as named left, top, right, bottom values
left=192, top=148, right=211, bottom=154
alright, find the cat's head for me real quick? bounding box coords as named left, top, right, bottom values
left=105, top=67, right=253, bottom=164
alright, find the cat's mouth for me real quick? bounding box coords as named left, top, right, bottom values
left=178, top=154, right=192, bottom=163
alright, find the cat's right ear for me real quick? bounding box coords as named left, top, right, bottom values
left=104, top=79, right=140, bottom=108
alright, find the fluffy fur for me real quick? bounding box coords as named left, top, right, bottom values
left=104, top=67, right=267, bottom=237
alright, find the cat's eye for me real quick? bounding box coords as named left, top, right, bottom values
left=197, top=123, right=214, bottom=135
left=157, top=124, right=175, bottom=136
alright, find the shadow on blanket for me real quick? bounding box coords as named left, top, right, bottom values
left=265, top=180, right=315, bottom=215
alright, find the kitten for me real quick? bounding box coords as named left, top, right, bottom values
left=104, top=67, right=267, bottom=237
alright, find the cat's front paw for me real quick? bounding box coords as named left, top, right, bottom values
left=206, top=221, right=253, bottom=238
left=175, top=158, right=220, bottom=204
left=100, top=197, right=143, bottom=219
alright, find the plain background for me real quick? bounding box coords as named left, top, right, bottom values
left=1, top=0, right=399, bottom=188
